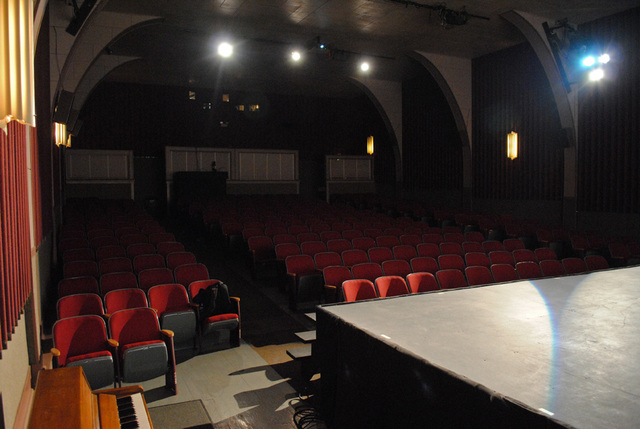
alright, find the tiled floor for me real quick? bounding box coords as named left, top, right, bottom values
left=126, top=221, right=325, bottom=428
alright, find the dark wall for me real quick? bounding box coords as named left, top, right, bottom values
left=472, top=43, right=566, bottom=201
left=402, top=63, right=463, bottom=193
left=74, top=83, right=394, bottom=198
left=577, top=7, right=640, bottom=214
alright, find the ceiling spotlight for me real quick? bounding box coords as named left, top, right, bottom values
left=217, top=42, right=233, bottom=58
left=291, top=51, right=301, bottom=61
left=588, top=68, right=605, bottom=82
left=598, top=53, right=610, bottom=64
left=360, top=61, right=370, bottom=72
left=581, top=56, right=596, bottom=67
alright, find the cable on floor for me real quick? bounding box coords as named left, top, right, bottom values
left=291, top=394, right=325, bottom=429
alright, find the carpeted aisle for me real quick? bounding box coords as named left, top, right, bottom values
left=148, top=400, right=214, bottom=429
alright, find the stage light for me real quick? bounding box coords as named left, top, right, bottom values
left=291, top=51, right=301, bottom=61
left=598, top=53, right=610, bottom=64
left=360, top=61, right=370, bottom=72
left=217, top=42, right=233, bottom=58
left=581, top=56, right=596, bottom=67
left=367, top=136, right=374, bottom=155
left=588, top=68, right=605, bottom=82
left=507, top=131, right=518, bottom=160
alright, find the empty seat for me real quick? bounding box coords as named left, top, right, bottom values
left=148, top=284, right=197, bottom=351
left=314, top=251, right=342, bottom=271
left=300, top=241, right=327, bottom=257
left=57, top=293, right=105, bottom=319
left=375, top=276, right=410, bottom=298
left=272, top=233, right=298, bottom=245
left=383, top=227, right=404, bottom=237
left=133, top=253, right=166, bottom=274
left=63, top=260, right=99, bottom=279
left=438, top=254, right=465, bottom=272
left=138, top=267, right=175, bottom=292
left=422, top=233, right=443, bottom=245
left=490, top=264, right=519, bottom=283
left=285, top=254, right=323, bottom=311
left=108, top=307, right=177, bottom=394
left=104, top=288, right=148, bottom=314
left=342, top=229, right=363, bottom=240
left=341, top=249, right=369, bottom=267
left=351, top=262, right=383, bottom=283
left=392, top=245, right=417, bottom=262
left=482, top=240, right=505, bottom=253
left=174, top=263, right=210, bottom=289
left=119, top=233, right=149, bottom=247
left=488, top=251, right=515, bottom=267
left=51, top=315, right=116, bottom=390
left=540, top=259, right=565, bottom=277
left=126, top=243, right=157, bottom=259
left=99, top=271, right=138, bottom=296
left=58, top=276, right=100, bottom=298
left=562, top=257, right=588, bottom=275
left=351, top=237, right=376, bottom=251
left=95, top=245, right=127, bottom=261
left=166, top=251, right=198, bottom=270
left=297, top=232, right=321, bottom=244
left=363, top=228, right=383, bottom=239
left=148, top=232, right=176, bottom=246
left=381, top=259, right=412, bottom=277
left=464, top=252, right=491, bottom=268
left=59, top=238, right=90, bottom=253
left=534, top=247, right=557, bottom=261
left=406, top=272, right=439, bottom=293
left=89, top=236, right=119, bottom=250
left=462, top=241, right=483, bottom=254
left=416, top=243, right=440, bottom=259
left=410, top=256, right=439, bottom=274
left=464, top=231, right=485, bottom=243
left=515, top=261, right=544, bottom=280
left=376, top=235, right=400, bottom=248
left=512, top=249, right=537, bottom=263
left=342, top=279, right=378, bottom=302
left=323, top=265, right=353, bottom=302
left=465, top=266, right=494, bottom=286
left=439, top=242, right=464, bottom=256
left=443, top=232, right=465, bottom=244
left=436, top=269, right=468, bottom=289
left=62, top=248, right=95, bottom=264
left=114, top=227, right=139, bottom=239
left=584, top=255, right=610, bottom=271
left=326, top=238, right=352, bottom=254
left=399, top=234, right=421, bottom=247
left=503, top=238, right=526, bottom=251
left=320, top=231, right=342, bottom=242
left=275, top=242, right=301, bottom=261
left=368, top=247, right=394, bottom=265
left=156, top=241, right=186, bottom=257
left=99, top=257, right=133, bottom=275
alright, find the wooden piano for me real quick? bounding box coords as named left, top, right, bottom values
left=27, top=367, right=153, bottom=429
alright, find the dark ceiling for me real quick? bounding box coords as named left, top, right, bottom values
left=98, top=0, right=639, bottom=97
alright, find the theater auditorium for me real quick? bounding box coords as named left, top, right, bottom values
left=1, top=1, right=639, bottom=428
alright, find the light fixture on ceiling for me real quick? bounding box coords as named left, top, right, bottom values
left=360, top=61, right=370, bottom=72
left=383, top=1, right=489, bottom=29
left=217, top=42, right=233, bottom=58
left=291, top=50, right=302, bottom=62
left=55, top=122, right=71, bottom=148
left=507, top=131, right=518, bottom=160
left=367, top=136, right=374, bottom=155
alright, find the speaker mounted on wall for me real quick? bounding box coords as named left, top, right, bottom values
left=66, top=0, right=98, bottom=36
left=52, top=90, right=75, bottom=124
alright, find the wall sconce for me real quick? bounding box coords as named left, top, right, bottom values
left=507, top=131, right=518, bottom=160
left=367, top=135, right=374, bottom=155
left=55, top=122, right=71, bottom=147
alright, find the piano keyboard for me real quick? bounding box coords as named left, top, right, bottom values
left=116, top=393, right=152, bottom=429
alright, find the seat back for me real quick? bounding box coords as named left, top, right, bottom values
left=341, top=229, right=363, bottom=241
left=436, top=269, right=468, bottom=289
left=108, top=307, right=162, bottom=346
left=351, top=262, right=383, bottom=283
left=464, top=231, right=485, bottom=243
left=540, top=259, right=565, bottom=277
left=399, top=234, right=421, bottom=247
left=300, top=241, right=327, bottom=257
left=63, top=260, right=99, bottom=279
left=326, top=239, right=352, bottom=254
left=512, top=249, right=537, bottom=263
left=410, top=256, right=439, bottom=274
left=320, top=231, right=342, bottom=242
left=174, top=263, right=210, bottom=288
left=392, top=245, right=417, bottom=262
left=323, top=266, right=352, bottom=289
left=438, top=254, right=465, bottom=271
left=534, top=247, right=557, bottom=261
left=58, top=276, right=100, bottom=298
left=416, top=243, right=441, bottom=259
left=138, top=267, right=175, bottom=292
left=62, top=248, right=94, bottom=264
left=148, top=232, right=176, bottom=246
left=275, top=243, right=301, bottom=260
left=439, top=242, right=464, bottom=256
left=314, top=252, right=342, bottom=271
left=422, top=233, right=443, bottom=245
left=156, top=241, right=185, bottom=257
left=166, top=251, right=198, bottom=270
left=52, top=315, right=110, bottom=367
left=482, top=240, right=505, bottom=253
left=342, top=279, right=378, bottom=302
left=99, top=271, right=138, bottom=296
left=148, top=283, right=192, bottom=315
left=285, top=254, right=316, bottom=276
left=489, top=251, right=515, bottom=266
left=95, top=245, right=127, bottom=261
left=99, top=257, right=133, bottom=275
left=464, top=252, right=491, bottom=268
left=133, top=253, right=166, bottom=274
left=443, top=232, right=465, bottom=244
left=515, top=261, right=543, bottom=280
left=57, top=293, right=104, bottom=319
left=341, top=249, right=369, bottom=267
left=272, top=233, right=297, bottom=245
left=119, top=233, right=148, bottom=247
left=375, top=276, right=409, bottom=298
left=584, top=255, right=610, bottom=271
left=126, top=243, right=157, bottom=259
left=351, top=237, right=376, bottom=251
left=297, top=232, right=321, bottom=244
left=562, top=257, right=588, bottom=274
left=462, top=241, right=483, bottom=254
left=465, top=266, right=494, bottom=286
left=90, top=236, right=119, bottom=249
left=406, top=272, right=439, bottom=293
left=490, top=264, right=519, bottom=282
left=381, top=260, right=411, bottom=277
left=104, top=288, right=148, bottom=314
left=368, top=247, right=393, bottom=264
left=376, top=235, right=400, bottom=248
left=503, top=238, right=526, bottom=251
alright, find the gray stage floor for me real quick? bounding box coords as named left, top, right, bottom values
left=319, top=266, right=640, bottom=428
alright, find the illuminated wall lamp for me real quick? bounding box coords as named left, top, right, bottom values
left=367, top=135, right=374, bottom=155
left=55, top=122, right=71, bottom=147
left=507, top=131, right=518, bottom=160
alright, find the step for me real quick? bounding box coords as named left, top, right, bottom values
left=294, top=330, right=316, bottom=343
left=286, top=344, right=312, bottom=361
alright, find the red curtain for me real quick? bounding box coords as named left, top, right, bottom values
left=0, top=120, right=34, bottom=357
